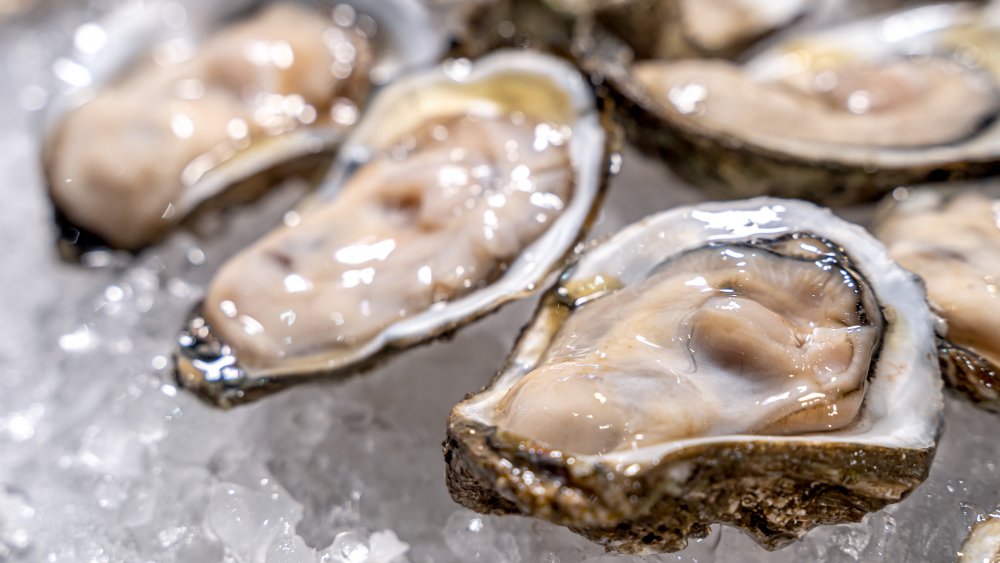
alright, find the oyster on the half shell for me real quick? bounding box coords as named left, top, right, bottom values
left=875, top=186, right=1000, bottom=412
left=587, top=2, right=1000, bottom=204
left=446, top=198, right=942, bottom=553
left=174, top=50, right=613, bottom=407
left=42, top=0, right=448, bottom=259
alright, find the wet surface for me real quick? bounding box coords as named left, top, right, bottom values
left=0, top=2, right=997, bottom=562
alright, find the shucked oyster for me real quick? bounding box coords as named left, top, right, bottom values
left=42, top=0, right=447, bottom=259
left=875, top=186, right=1000, bottom=412
left=174, top=50, right=613, bottom=407
left=446, top=198, right=942, bottom=553
left=592, top=2, right=1000, bottom=204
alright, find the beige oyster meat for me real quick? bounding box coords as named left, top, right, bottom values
left=875, top=188, right=1000, bottom=412
left=174, top=50, right=611, bottom=407
left=446, top=198, right=942, bottom=553
left=206, top=112, right=571, bottom=368
left=495, top=237, right=880, bottom=455
left=594, top=2, right=1000, bottom=204
left=46, top=4, right=373, bottom=252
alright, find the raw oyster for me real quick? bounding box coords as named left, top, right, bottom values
left=42, top=0, right=447, bottom=259
left=587, top=2, right=1000, bottom=204
left=960, top=510, right=1000, bottom=563
left=174, top=50, right=614, bottom=407
left=445, top=198, right=942, bottom=553
left=875, top=186, right=1000, bottom=412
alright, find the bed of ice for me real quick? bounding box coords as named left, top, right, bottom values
left=1, top=2, right=999, bottom=562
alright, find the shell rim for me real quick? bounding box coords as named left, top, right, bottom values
left=452, top=197, right=944, bottom=470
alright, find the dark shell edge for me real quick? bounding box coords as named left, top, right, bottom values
left=444, top=414, right=937, bottom=554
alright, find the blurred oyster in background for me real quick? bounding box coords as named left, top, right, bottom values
left=47, top=4, right=371, bottom=253
left=875, top=185, right=1000, bottom=413
left=586, top=2, right=1000, bottom=204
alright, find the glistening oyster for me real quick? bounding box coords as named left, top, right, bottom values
left=445, top=198, right=943, bottom=553
left=42, top=0, right=448, bottom=259
left=174, top=50, right=614, bottom=408
left=584, top=2, right=1000, bottom=204
left=875, top=185, right=1000, bottom=413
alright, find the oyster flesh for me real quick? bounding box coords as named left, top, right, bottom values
left=174, top=50, right=613, bottom=407
left=592, top=2, right=1000, bottom=204
left=446, top=198, right=942, bottom=553
left=875, top=186, right=1000, bottom=412
left=43, top=0, right=447, bottom=258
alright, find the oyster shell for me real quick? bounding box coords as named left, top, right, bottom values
left=174, top=50, right=614, bottom=408
left=42, top=0, right=448, bottom=259
left=585, top=2, right=1000, bottom=204
left=874, top=186, right=1000, bottom=412
left=445, top=198, right=942, bottom=553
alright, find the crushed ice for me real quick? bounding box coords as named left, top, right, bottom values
left=0, top=2, right=999, bottom=563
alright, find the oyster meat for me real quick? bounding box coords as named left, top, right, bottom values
left=875, top=187, right=1000, bottom=412
left=174, top=50, right=612, bottom=407
left=446, top=198, right=942, bottom=553
left=43, top=0, right=447, bottom=257
left=596, top=2, right=1000, bottom=204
